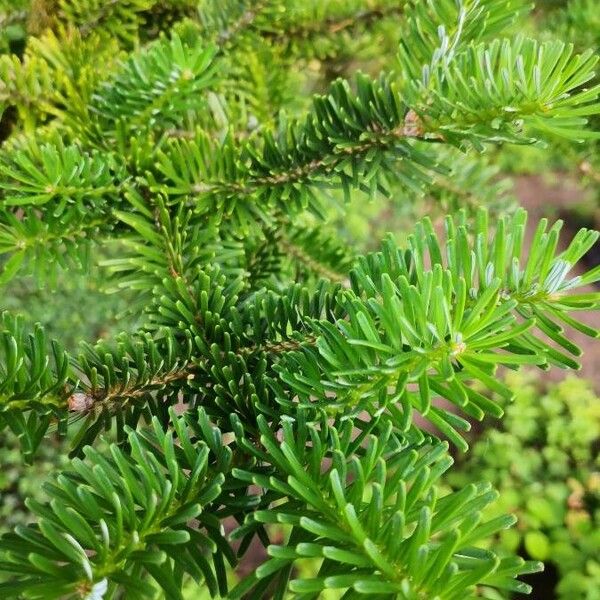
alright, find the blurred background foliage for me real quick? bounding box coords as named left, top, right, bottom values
left=447, top=373, right=600, bottom=600
left=0, top=0, right=598, bottom=598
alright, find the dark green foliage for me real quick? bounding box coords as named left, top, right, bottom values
left=0, top=409, right=233, bottom=599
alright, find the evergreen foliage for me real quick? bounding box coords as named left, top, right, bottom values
left=0, top=1, right=598, bottom=598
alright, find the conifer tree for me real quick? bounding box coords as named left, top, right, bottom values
left=0, top=1, right=599, bottom=598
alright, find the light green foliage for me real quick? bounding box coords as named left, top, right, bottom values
left=57, top=0, right=157, bottom=44
left=0, top=1, right=598, bottom=599
left=499, top=0, right=600, bottom=219
left=230, top=417, right=535, bottom=599
left=276, top=209, right=599, bottom=450
left=448, top=373, right=600, bottom=599
left=196, top=0, right=407, bottom=60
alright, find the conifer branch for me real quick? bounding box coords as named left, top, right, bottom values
left=0, top=409, right=236, bottom=600
left=215, top=0, right=270, bottom=46
left=2, top=209, right=597, bottom=456
left=200, top=0, right=407, bottom=51
left=230, top=416, right=541, bottom=599
left=1, top=5, right=597, bottom=282
left=274, top=209, right=600, bottom=449
left=58, top=0, right=154, bottom=43
left=0, top=2, right=599, bottom=598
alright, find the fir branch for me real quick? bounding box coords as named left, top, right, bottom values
left=2, top=4, right=597, bottom=282
left=278, top=232, right=350, bottom=284
left=156, top=32, right=600, bottom=229
left=77, top=0, right=122, bottom=36
left=3, top=209, right=597, bottom=455
left=274, top=209, right=600, bottom=449
left=1, top=3, right=599, bottom=599
left=207, top=0, right=408, bottom=51
left=88, top=32, right=218, bottom=139
left=0, top=270, right=340, bottom=451
left=230, top=416, right=541, bottom=599
left=153, top=81, right=438, bottom=227
left=0, top=143, right=125, bottom=206
left=277, top=228, right=352, bottom=284
left=0, top=211, right=105, bottom=284
left=239, top=221, right=352, bottom=290
left=0, top=409, right=235, bottom=600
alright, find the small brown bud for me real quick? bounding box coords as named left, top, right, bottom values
left=68, top=392, right=94, bottom=413
left=402, top=110, right=424, bottom=138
